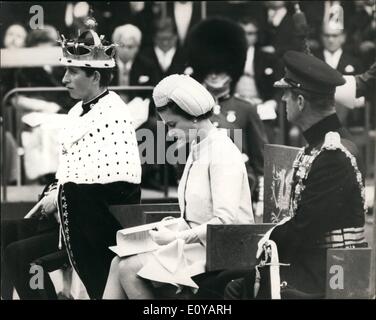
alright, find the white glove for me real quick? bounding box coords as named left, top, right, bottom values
left=255, top=200, right=264, bottom=217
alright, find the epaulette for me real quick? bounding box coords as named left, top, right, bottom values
left=321, top=131, right=342, bottom=151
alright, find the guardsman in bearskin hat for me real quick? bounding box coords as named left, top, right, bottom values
left=1, top=17, right=142, bottom=300
left=185, top=17, right=269, bottom=217
left=224, top=49, right=369, bottom=299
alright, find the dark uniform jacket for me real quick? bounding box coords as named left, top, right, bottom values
left=269, top=114, right=367, bottom=295
left=210, top=95, right=269, bottom=192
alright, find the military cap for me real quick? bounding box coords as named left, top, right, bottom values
left=274, top=51, right=345, bottom=95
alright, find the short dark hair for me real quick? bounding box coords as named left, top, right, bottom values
left=157, top=101, right=213, bottom=121
left=291, top=88, right=335, bottom=110
left=239, top=16, right=259, bottom=29
left=80, top=67, right=114, bottom=87
left=153, top=17, right=177, bottom=35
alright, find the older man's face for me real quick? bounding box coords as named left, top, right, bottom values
left=116, top=36, right=140, bottom=63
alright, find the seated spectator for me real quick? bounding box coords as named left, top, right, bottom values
left=141, top=17, right=186, bottom=83
left=235, top=16, right=282, bottom=142
left=111, top=23, right=157, bottom=101
left=103, top=74, right=254, bottom=299
left=314, top=21, right=364, bottom=125
left=347, top=0, right=376, bottom=69
left=3, top=23, right=27, bottom=49
left=166, top=1, right=201, bottom=46
left=260, top=1, right=297, bottom=57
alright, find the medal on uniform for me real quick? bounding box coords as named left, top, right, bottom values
left=213, top=104, right=221, bottom=115
left=226, top=110, right=236, bottom=123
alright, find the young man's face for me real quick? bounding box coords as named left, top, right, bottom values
left=241, top=22, right=258, bottom=47
left=321, top=27, right=345, bottom=53
left=62, top=67, right=96, bottom=100
left=154, top=30, right=177, bottom=53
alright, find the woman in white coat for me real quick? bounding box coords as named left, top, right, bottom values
left=103, top=74, right=255, bottom=299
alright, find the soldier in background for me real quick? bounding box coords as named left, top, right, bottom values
left=185, top=17, right=269, bottom=217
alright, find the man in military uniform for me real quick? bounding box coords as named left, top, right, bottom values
left=225, top=51, right=368, bottom=299
left=186, top=18, right=269, bottom=215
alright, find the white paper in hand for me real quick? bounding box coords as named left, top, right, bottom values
left=109, top=218, right=189, bottom=257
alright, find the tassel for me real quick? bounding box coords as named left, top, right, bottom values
left=58, top=225, right=63, bottom=250
left=254, top=266, right=261, bottom=298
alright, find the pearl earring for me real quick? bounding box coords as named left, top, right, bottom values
left=193, top=118, right=198, bottom=123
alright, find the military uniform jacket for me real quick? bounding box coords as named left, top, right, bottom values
left=210, top=95, right=269, bottom=191
left=269, top=114, right=367, bottom=295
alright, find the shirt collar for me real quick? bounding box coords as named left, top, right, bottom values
left=303, top=113, right=342, bottom=146
left=324, top=48, right=343, bottom=58
left=81, top=89, right=109, bottom=116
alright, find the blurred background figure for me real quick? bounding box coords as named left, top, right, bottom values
left=166, top=1, right=201, bottom=46
left=261, top=1, right=297, bottom=57
left=315, top=19, right=364, bottom=125
left=111, top=23, right=157, bottom=101
left=348, top=0, right=376, bottom=69
left=2, top=24, right=28, bottom=186
left=141, top=17, right=186, bottom=83
left=3, top=24, right=27, bottom=49
left=11, top=26, right=74, bottom=185
left=235, top=16, right=282, bottom=143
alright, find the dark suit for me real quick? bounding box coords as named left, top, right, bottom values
left=315, top=50, right=364, bottom=125
left=112, top=54, right=158, bottom=88
left=314, top=50, right=364, bottom=76
left=140, top=46, right=186, bottom=83
left=259, top=6, right=299, bottom=57
left=166, top=1, right=202, bottom=46
left=225, top=114, right=367, bottom=299
left=253, top=48, right=283, bottom=101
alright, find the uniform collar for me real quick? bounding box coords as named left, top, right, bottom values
left=303, top=113, right=342, bottom=146
left=81, top=89, right=109, bottom=116
left=217, top=93, right=231, bottom=103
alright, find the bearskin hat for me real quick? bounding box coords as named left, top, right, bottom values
left=186, top=17, right=247, bottom=85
